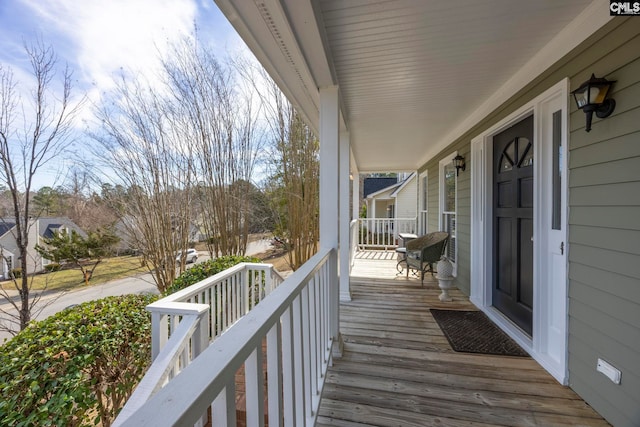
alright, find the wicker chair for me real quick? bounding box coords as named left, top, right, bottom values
left=405, top=231, right=449, bottom=285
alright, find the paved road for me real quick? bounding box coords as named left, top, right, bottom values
left=0, top=239, right=272, bottom=344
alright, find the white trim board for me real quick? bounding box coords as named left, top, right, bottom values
left=470, top=79, right=570, bottom=385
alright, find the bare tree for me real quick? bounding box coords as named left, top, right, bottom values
left=92, top=32, right=263, bottom=290
left=163, top=36, right=261, bottom=257
left=0, top=40, right=82, bottom=334
left=91, top=76, right=195, bottom=293
left=256, top=73, right=319, bottom=270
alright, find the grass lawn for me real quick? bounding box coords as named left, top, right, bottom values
left=1, top=256, right=149, bottom=292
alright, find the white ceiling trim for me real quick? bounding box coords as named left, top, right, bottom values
left=214, top=0, right=323, bottom=135
left=417, top=0, right=613, bottom=167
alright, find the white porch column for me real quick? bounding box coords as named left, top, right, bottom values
left=319, top=86, right=341, bottom=348
left=352, top=166, right=360, bottom=220
left=339, top=132, right=352, bottom=302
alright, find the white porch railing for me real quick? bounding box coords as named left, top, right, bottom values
left=357, top=217, right=417, bottom=249
left=114, top=262, right=284, bottom=427
left=115, top=248, right=337, bottom=427
left=148, top=263, right=283, bottom=360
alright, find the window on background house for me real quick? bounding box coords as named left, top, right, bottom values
left=419, top=172, right=428, bottom=235
left=440, top=155, right=457, bottom=272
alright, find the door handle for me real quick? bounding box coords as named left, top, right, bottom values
left=560, top=242, right=564, bottom=255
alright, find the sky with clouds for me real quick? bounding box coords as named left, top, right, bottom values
left=0, top=0, right=248, bottom=189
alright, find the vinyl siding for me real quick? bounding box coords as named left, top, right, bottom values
left=565, top=18, right=640, bottom=427
left=418, top=16, right=640, bottom=427
left=394, top=176, right=417, bottom=219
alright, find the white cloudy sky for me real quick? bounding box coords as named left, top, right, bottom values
left=0, top=0, right=245, bottom=88
left=0, top=0, right=248, bottom=188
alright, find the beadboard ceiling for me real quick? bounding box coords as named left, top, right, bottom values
left=215, top=0, right=604, bottom=172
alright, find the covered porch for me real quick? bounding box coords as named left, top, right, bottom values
left=113, top=251, right=608, bottom=426
left=113, top=0, right=637, bottom=425
left=319, top=253, right=608, bottom=426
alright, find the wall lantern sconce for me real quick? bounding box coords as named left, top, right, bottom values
left=571, top=73, right=616, bottom=132
left=453, top=154, right=466, bottom=176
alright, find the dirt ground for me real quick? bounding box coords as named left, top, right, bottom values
left=253, top=246, right=292, bottom=274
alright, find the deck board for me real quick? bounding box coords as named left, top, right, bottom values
left=319, top=252, right=609, bottom=426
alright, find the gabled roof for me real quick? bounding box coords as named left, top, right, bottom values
left=0, top=221, right=15, bottom=239
left=42, top=223, right=63, bottom=239
left=37, top=217, right=87, bottom=239
left=0, top=217, right=86, bottom=240
left=363, top=177, right=397, bottom=198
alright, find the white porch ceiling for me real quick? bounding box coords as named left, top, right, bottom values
left=214, top=0, right=605, bottom=172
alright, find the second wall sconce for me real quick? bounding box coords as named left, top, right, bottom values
left=453, top=154, right=466, bottom=176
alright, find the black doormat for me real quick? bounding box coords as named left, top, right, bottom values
left=430, top=309, right=529, bottom=357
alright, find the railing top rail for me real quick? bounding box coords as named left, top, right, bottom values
left=157, top=262, right=277, bottom=304
left=358, top=217, right=417, bottom=221
left=146, top=301, right=211, bottom=315
left=119, top=247, right=334, bottom=427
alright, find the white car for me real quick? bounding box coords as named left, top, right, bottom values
left=176, top=248, right=198, bottom=264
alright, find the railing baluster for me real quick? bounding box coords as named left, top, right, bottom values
left=323, top=262, right=332, bottom=359
left=355, top=218, right=416, bottom=249
left=301, top=285, right=312, bottom=420
left=308, top=277, right=318, bottom=397
left=281, top=307, right=295, bottom=426
left=216, top=283, right=222, bottom=337
left=212, top=383, right=236, bottom=427
left=267, top=322, right=283, bottom=427
left=244, top=269, right=250, bottom=313
left=291, top=295, right=306, bottom=426
left=245, top=346, right=265, bottom=427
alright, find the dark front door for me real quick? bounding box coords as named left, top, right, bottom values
left=493, top=115, right=534, bottom=336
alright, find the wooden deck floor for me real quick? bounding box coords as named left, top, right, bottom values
left=317, top=252, right=609, bottom=426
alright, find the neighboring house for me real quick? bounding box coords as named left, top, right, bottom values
left=0, top=217, right=86, bottom=279
left=363, top=173, right=416, bottom=220
left=122, top=2, right=639, bottom=426
left=363, top=176, right=399, bottom=219
left=113, top=216, right=206, bottom=255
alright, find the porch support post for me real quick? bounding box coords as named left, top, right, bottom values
left=352, top=165, right=360, bottom=220
left=339, top=132, right=352, bottom=301
left=319, top=86, right=341, bottom=353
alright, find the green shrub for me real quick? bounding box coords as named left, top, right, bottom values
left=0, top=293, right=158, bottom=427
left=164, top=255, right=260, bottom=296
left=44, top=262, right=61, bottom=272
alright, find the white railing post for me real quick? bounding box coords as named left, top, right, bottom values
left=150, top=311, right=167, bottom=361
